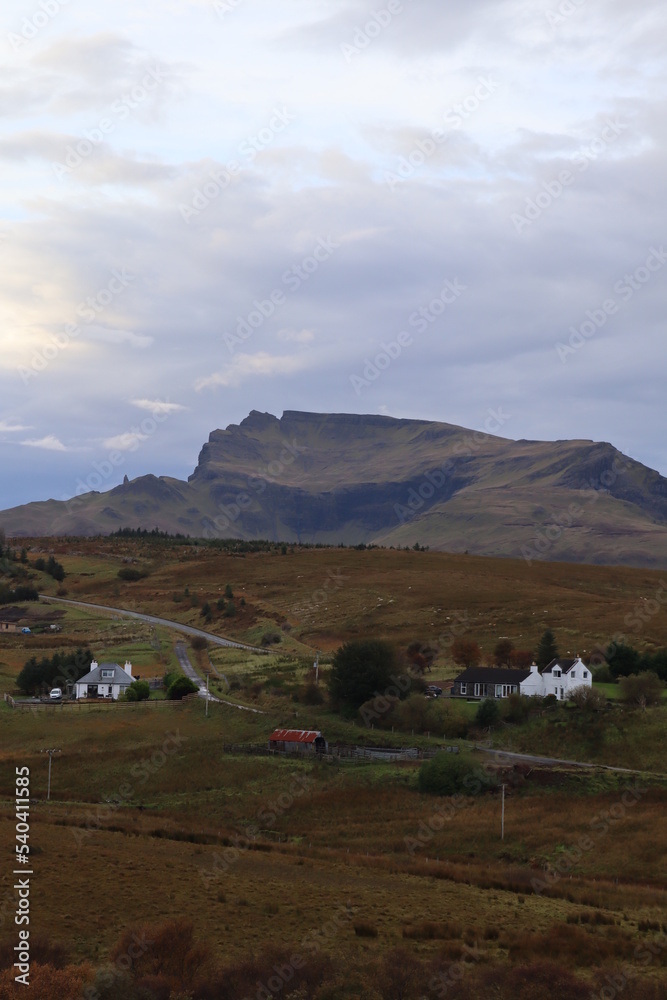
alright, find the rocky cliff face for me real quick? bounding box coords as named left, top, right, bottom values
left=2, top=410, right=667, bottom=568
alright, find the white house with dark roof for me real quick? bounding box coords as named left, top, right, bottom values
left=74, top=660, right=134, bottom=700
left=453, top=657, right=592, bottom=701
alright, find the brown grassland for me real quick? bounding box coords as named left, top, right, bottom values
left=0, top=538, right=666, bottom=997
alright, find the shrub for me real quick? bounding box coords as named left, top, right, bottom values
left=503, top=692, right=532, bottom=724
left=418, top=751, right=492, bottom=796
left=569, top=685, right=608, bottom=711
left=167, top=676, right=199, bottom=700
left=300, top=682, right=324, bottom=705
left=261, top=630, right=281, bottom=646
left=191, top=636, right=208, bottom=651
left=117, top=567, right=148, bottom=582
left=125, top=680, right=150, bottom=702
left=476, top=698, right=500, bottom=728
left=619, top=671, right=664, bottom=708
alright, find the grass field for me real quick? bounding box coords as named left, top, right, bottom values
left=0, top=539, right=665, bottom=997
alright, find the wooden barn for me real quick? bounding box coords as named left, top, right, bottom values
left=268, top=729, right=328, bottom=754
left=0, top=622, right=19, bottom=633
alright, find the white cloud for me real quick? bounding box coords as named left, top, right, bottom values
left=195, top=352, right=313, bottom=390
left=131, top=398, right=187, bottom=414
left=277, top=328, right=316, bottom=343
left=0, top=420, right=30, bottom=432
left=21, top=435, right=67, bottom=452
left=103, top=431, right=149, bottom=451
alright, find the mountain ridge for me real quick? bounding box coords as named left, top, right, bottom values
left=2, top=409, right=667, bottom=568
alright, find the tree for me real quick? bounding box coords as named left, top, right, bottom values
left=606, top=640, right=642, bottom=678
left=450, top=638, right=481, bottom=668
left=224, top=584, right=234, bottom=599
left=536, top=629, right=558, bottom=669
left=493, top=639, right=514, bottom=666
left=619, top=672, right=664, bottom=709
left=476, top=698, right=500, bottom=728
left=328, top=639, right=398, bottom=710
left=510, top=649, right=534, bottom=669
left=167, top=676, right=199, bottom=700
left=125, top=680, right=150, bottom=702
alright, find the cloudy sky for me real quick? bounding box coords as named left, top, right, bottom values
left=1, top=0, right=666, bottom=508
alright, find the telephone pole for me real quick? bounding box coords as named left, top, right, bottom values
left=41, top=748, right=61, bottom=801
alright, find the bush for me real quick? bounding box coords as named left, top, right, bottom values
left=475, top=698, right=500, bottom=728
left=418, top=751, right=492, bottom=796
left=167, top=676, right=199, bottom=700
left=619, top=671, right=664, bottom=708
left=261, top=630, right=281, bottom=646
left=569, top=685, right=608, bottom=711
left=117, top=567, right=148, bottom=582
left=300, top=682, right=324, bottom=705
left=503, top=692, right=532, bottom=724
left=125, top=680, right=150, bottom=702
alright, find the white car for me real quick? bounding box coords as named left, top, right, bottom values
left=49, top=688, right=62, bottom=700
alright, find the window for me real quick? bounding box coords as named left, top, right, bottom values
left=474, top=683, right=480, bottom=697
left=583, top=671, right=588, bottom=679
left=571, top=670, right=576, bottom=678
left=101, top=669, right=114, bottom=679
left=553, top=669, right=561, bottom=677
left=460, top=683, right=467, bottom=695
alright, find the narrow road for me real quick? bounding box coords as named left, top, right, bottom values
left=175, top=641, right=265, bottom=714
left=474, top=745, right=660, bottom=777
left=39, top=595, right=269, bottom=653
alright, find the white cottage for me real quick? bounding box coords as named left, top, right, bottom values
left=453, top=657, right=592, bottom=701
left=74, top=660, right=134, bottom=700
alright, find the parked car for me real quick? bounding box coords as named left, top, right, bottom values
left=49, top=688, right=62, bottom=700
left=425, top=685, right=443, bottom=698
left=21, top=627, right=31, bottom=634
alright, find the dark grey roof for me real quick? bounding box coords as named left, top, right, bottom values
left=542, top=658, right=576, bottom=674
left=76, top=663, right=132, bottom=686
left=454, top=667, right=532, bottom=685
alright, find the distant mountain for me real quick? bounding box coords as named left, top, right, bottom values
left=2, top=409, right=667, bottom=567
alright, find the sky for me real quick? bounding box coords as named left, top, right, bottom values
left=1, top=0, right=666, bottom=509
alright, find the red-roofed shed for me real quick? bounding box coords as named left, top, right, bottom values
left=268, top=729, right=328, bottom=754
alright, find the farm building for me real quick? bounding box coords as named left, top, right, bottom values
left=268, top=729, right=328, bottom=754
left=452, top=658, right=592, bottom=701
left=0, top=622, right=19, bottom=633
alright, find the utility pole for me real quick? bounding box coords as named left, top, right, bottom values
left=205, top=672, right=209, bottom=718
left=314, top=650, right=319, bottom=685
left=501, top=783, right=505, bottom=841
left=41, top=748, right=61, bottom=801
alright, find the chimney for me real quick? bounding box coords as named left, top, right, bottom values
left=90, top=659, right=98, bottom=671
left=530, top=662, right=539, bottom=673
left=124, top=660, right=133, bottom=678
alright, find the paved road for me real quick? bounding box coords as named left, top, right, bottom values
left=39, top=595, right=269, bottom=653
left=175, top=641, right=265, bottom=714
